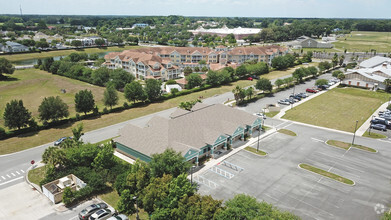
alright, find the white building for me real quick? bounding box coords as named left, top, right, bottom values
left=189, top=25, right=262, bottom=40
left=343, top=56, right=391, bottom=90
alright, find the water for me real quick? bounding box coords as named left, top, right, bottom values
left=12, top=51, right=112, bottom=65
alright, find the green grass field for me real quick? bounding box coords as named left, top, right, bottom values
left=0, top=69, right=127, bottom=130
left=1, top=46, right=142, bottom=62
left=326, top=140, right=377, bottom=153
left=277, top=129, right=297, bottom=136
left=334, top=31, right=391, bottom=53
left=283, top=87, right=389, bottom=132
left=244, top=146, right=267, bottom=156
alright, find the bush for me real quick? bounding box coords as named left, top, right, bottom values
left=123, top=102, right=129, bottom=109
left=62, top=187, right=74, bottom=206
left=93, top=106, right=99, bottom=116
left=75, top=113, right=81, bottom=121
left=165, top=79, right=177, bottom=85
left=0, top=127, right=6, bottom=139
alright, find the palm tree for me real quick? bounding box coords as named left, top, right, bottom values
left=232, top=86, right=245, bottom=104
left=337, top=73, right=345, bottom=83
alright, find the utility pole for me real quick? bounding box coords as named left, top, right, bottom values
left=351, top=120, right=358, bottom=146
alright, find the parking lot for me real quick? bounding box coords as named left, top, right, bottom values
left=237, top=73, right=334, bottom=114
left=196, top=122, right=391, bottom=220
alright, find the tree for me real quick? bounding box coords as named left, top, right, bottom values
left=170, top=194, right=223, bottom=220
left=186, top=73, right=203, bottom=89
left=62, top=187, right=74, bottom=206
left=91, top=67, right=110, bottom=86
left=292, top=68, right=305, bottom=82
left=232, top=86, right=246, bottom=104
left=110, top=69, right=135, bottom=90
left=103, top=85, right=119, bottom=109
left=167, top=173, right=196, bottom=209
left=142, top=174, right=172, bottom=215
left=144, top=79, right=162, bottom=101
left=117, top=189, right=136, bottom=215
left=215, top=194, right=300, bottom=220
left=38, top=96, right=69, bottom=122
left=245, top=87, right=255, bottom=100
left=318, top=61, right=332, bottom=72
left=339, top=55, right=345, bottom=66
left=337, top=72, right=346, bottom=83
left=124, top=81, right=145, bottom=103
left=315, top=79, right=329, bottom=86
left=71, top=40, right=82, bottom=47
left=75, top=90, right=95, bottom=115
left=42, top=57, right=54, bottom=71
left=0, top=58, right=15, bottom=79
left=92, top=144, right=116, bottom=170
left=72, top=123, right=84, bottom=143
left=332, top=53, right=339, bottom=67
left=206, top=70, right=220, bottom=86
left=179, top=99, right=201, bottom=111
left=149, top=148, right=191, bottom=178
left=255, top=78, right=273, bottom=93
left=332, top=70, right=343, bottom=78
left=275, top=79, right=284, bottom=88
left=183, top=67, right=193, bottom=76
left=235, top=65, right=248, bottom=77
left=383, top=79, right=391, bottom=92
left=308, top=66, right=318, bottom=77
left=42, top=147, right=66, bottom=167
left=3, top=100, right=31, bottom=130
left=95, top=38, right=106, bottom=46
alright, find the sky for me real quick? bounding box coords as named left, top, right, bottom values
left=0, top=0, right=390, bottom=19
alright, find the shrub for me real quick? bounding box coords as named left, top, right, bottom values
left=0, top=127, right=6, bottom=139
left=62, top=187, right=74, bottom=206
left=93, top=106, right=99, bottom=116
left=75, top=113, right=81, bottom=121
left=123, top=102, right=129, bottom=109
left=165, top=79, right=177, bottom=85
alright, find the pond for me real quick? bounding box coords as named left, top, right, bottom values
left=12, top=51, right=112, bottom=65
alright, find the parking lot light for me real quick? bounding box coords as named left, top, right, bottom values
left=352, top=120, right=359, bottom=146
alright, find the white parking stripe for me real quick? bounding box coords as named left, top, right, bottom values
left=6, top=174, right=10, bottom=178
left=16, top=171, right=20, bottom=175
left=11, top=173, right=16, bottom=176
left=1, top=176, right=5, bottom=180
left=21, top=170, right=25, bottom=173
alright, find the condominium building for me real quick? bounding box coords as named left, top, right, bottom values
left=104, top=45, right=287, bottom=80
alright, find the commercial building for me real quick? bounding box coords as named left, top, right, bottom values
left=343, top=56, right=391, bottom=90
left=286, top=36, right=333, bottom=49
left=0, top=41, right=29, bottom=52
left=189, top=25, right=262, bottom=40
left=114, top=103, right=263, bottom=164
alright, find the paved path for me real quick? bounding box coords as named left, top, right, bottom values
left=356, top=102, right=390, bottom=136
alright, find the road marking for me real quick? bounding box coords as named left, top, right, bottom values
left=1, top=176, right=5, bottom=180
left=0, top=176, right=23, bottom=186
left=68, top=216, right=79, bottom=220
left=11, top=173, right=16, bottom=176
left=16, top=171, right=20, bottom=175
left=6, top=174, right=10, bottom=178
left=311, top=137, right=324, bottom=143
left=21, top=170, right=25, bottom=173
left=378, top=139, right=391, bottom=144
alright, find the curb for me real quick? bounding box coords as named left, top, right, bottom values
left=25, top=161, right=43, bottom=194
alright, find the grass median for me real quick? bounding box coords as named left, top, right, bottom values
left=299, top=163, right=354, bottom=185
left=362, top=131, right=387, bottom=139
left=326, top=140, right=377, bottom=153
left=27, top=166, right=47, bottom=186
left=244, top=146, right=267, bottom=156
left=277, top=129, right=297, bottom=136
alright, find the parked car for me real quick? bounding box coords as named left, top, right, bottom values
left=287, top=98, right=296, bottom=104
left=107, top=214, right=129, bottom=220
left=254, top=112, right=267, bottom=119
left=251, top=75, right=259, bottom=79
left=370, top=123, right=387, bottom=131
left=247, top=77, right=253, bottom=81
left=379, top=114, right=391, bottom=120
left=79, top=203, right=108, bottom=220
left=297, top=93, right=308, bottom=98
left=278, top=99, right=290, bottom=105
left=372, top=118, right=391, bottom=128
left=89, top=209, right=113, bottom=220
left=317, top=85, right=328, bottom=90
left=54, top=137, right=72, bottom=146
left=289, top=94, right=301, bottom=101
left=306, top=88, right=317, bottom=93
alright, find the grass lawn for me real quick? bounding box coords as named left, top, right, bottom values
left=27, top=166, right=47, bottom=186
left=333, top=31, right=391, bottom=53
left=299, top=163, right=354, bottom=185
left=326, top=140, right=377, bottom=153
left=2, top=46, right=143, bottom=62
left=265, top=62, right=317, bottom=80
left=277, top=129, right=297, bottom=136
left=282, top=87, right=390, bottom=132
left=265, top=111, right=279, bottom=118
left=362, top=131, right=387, bottom=139
left=244, top=146, right=267, bottom=156
left=0, top=68, right=127, bottom=130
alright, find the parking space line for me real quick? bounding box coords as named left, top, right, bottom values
left=1, top=176, right=5, bottom=180
left=21, top=169, right=25, bottom=173
left=11, top=173, right=16, bottom=176
left=6, top=174, right=10, bottom=178
left=0, top=176, right=23, bottom=186
left=16, top=171, right=20, bottom=175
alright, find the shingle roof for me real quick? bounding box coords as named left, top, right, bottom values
left=114, top=104, right=258, bottom=158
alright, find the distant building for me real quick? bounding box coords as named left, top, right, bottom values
left=0, top=41, right=29, bottom=52
left=66, top=36, right=106, bottom=46
left=189, top=25, right=262, bottom=40
left=132, top=23, right=149, bottom=28
left=286, top=36, right=333, bottom=49
left=33, top=32, right=63, bottom=43
left=343, top=56, right=391, bottom=90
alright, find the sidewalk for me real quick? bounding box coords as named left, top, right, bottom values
left=192, top=127, right=277, bottom=176
left=356, top=102, right=390, bottom=136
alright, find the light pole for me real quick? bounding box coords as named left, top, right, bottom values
left=351, top=120, right=358, bottom=146
left=133, top=196, right=140, bottom=220
left=369, top=115, right=375, bottom=135
left=190, top=165, right=196, bottom=185
left=257, top=126, right=260, bottom=152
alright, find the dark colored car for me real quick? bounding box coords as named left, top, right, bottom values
left=317, top=85, right=328, bottom=90
left=79, top=203, right=108, bottom=220
left=370, top=123, right=387, bottom=131
left=306, top=88, right=317, bottom=93
left=297, top=93, right=308, bottom=98
left=251, top=75, right=259, bottom=79
left=54, top=137, right=72, bottom=146
left=289, top=94, right=301, bottom=101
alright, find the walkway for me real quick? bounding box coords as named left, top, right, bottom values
left=356, top=102, right=390, bottom=136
